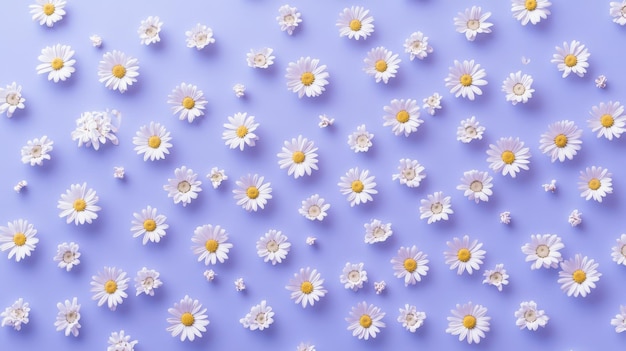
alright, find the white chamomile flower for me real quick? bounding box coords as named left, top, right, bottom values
left=256, top=229, right=290, bottom=265
left=364, top=219, right=392, bottom=244
left=486, top=137, right=531, bottom=178
left=185, top=23, right=215, bottom=50
left=445, top=302, right=490, bottom=344
left=222, top=112, right=259, bottom=150
left=0, top=82, right=26, bottom=118
left=551, top=40, right=590, bottom=78
left=445, top=59, right=487, bottom=100
left=53, top=242, right=80, bottom=271
left=277, top=135, right=319, bottom=178
left=132, top=122, right=173, bottom=161
left=1, top=298, right=30, bottom=331
left=57, top=183, right=100, bottom=225
left=240, top=300, right=274, bottom=331
left=515, top=301, right=548, bottom=331
left=90, top=266, right=129, bottom=311
left=131, top=206, right=168, bottom=245
left=20, top=135, right=53, bottom=166
left=247, top=48, right=275, bottom=69
left=340, top=262, right=368, bottom=291
left=502, top=71, right=534, bottom=105
left=364, top=47, right=400, bottom=84
left=611, top=305, right=626, bottom=333
left=346, top=301, right=386, bottom=340
left=398, top=304, right=426, bottom=333
left=138, top=16, right=162, bottom=45
left=54, top=298, right=80, bottom=337
left=392, top=158, right=426, bottom=188
left=611, top=1, right=626, bottom=25
left=285, top=57, right=330, bottom=98
left=338, top=167, right=377, bottom=207
left=207, top=167, right=227, bottom=189
left=444, top=235, right=486, bottom=275
left=299, top=194, right=330, bottom=221
left=612, top=234, right=626, bottom=265
left=107, top=330, right=138, bottom=351
left=191, top=224, right=233, bottom=265
left=286, top=267, right=327, bottom=308
left=164, top=166, right=202, bottom=207
left=347, top=124, right=373, bottom=152
left=578, top=166, right=612, bottom=202
left=0, top=219, right=38, bottom=262
left=539, top=120, right=583, bottom=162
left=457, top=116, right=485, bottom=143
left=71, top=109, right=120, bottom=150
left=482, top=264, right=509, bottom=291
left=423, top=93, right=442, bottom=115
left=36, top=44, right=76, bottom=82
left=204, top=270, right=216, bottom=282
left=30, top=0, right=65, bottom=27
left=512, top=0, right=551, bottom=25
left=454, top=6, right=493, bottom=42
left=336, top=6, right=374, bottom=40
left=233, top=174, right=272, bottom=211
left=404, top=31, right=433, bottom=61
left=277, top=4, right=301, bottom=35
left=558, top=254, right=601, bottom=297
left=521, top=234, right=564, bottom=269
left=98, top=51, right=139, bottom=93
left=166, top=295, right=210, bottom=342
left=457, top=170, right=493, bottom=203
left=419, top=191, right=453, bottom=224
left=391, top=245, right=429, bottom=286
left=167, top=82, right=207, bottom=123
left=135, top=267, right=162, bottom=296
left=383, top=99, right=423, bottom=137
left=588, top=101, right=626, bottom=140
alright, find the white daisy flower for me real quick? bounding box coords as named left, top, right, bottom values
left=422, top=92, right=442, bottom=115
left=185, top=23, right=215, bottom=50
left=456, top=170, right=493, bottom=203
left=164, top=166, right=202, bottom=207
left=500, top=211, right=511, bottom=224
left=347, top=124, right=374, bottom=152
left=340, top=262, right=368, bottom=291
left=276, top=5, right=301, bottom=35
left=57, top=183, right=100, bottom=225
left=1, top=298, right=30, bottom=331
left=398, top=304, right=426, bottom=333
left=296, top=342, right=316, bottom=351
left=336, top=6, right=374, bottom=40
left=502, top=71, right=534, bottom=105
left=247, top=47, right=275, bottom=69
left=568, top=209, right=582, bottom=226
left=346, top=301, right=385, bottom=340
left=551, top=40, right=590, bottom=78
left=257, top=229, right=290, bottom=265
left=132, top=122, right=173, bottom=161
left=98, top=51, right=139, bottom=93
left=36, top=44, right=75, bottom=82
left=30, top=0, right=66, bottom=27
left=0, top=219, right=38, bottom=263
left=588, top=101, right=626, bottom=140
left=167, top=82, right=207, bottom=123
left=454, top=6, right=493, bottom=42
left=277, top=135, right=319, bottom=178
left=135, top=267, right=162, bottom=297
left=383, top=99, right=423, bottom=137
left=222, top=112, right=259, bottom=150
left=521, top=234, right=564, bottom=269
left=285, top=57, right=330, bottom=98
left=191, top=224, right=233, bottom=265
left=444, top=235, right=486, bottom=275
left=374, top=281, right=386, bottom=294
left=457, top=116, right=485, bottom=143
left=240, top=300, right=274, bottom=331
left=54, top=298, right=80, bottom=337
left=90, top=34, right=102, bottom=47
left=107, top=330, right=138, bottom=351
left=445, top=59, right=487, bottom=100
left=482, top=264, right=509, bottom=292
left=20, top=135, right=53, bottom=166
left=0, top=82, right=26, bottom=118
left=286, top=267, right=327, bottom=308
left=404, top=31, right=433, bottom=61
left=515, top=301, right=548, bottom=331
left=233, top=174, right=272, bottom=211
left=233, top=83, right=245, bottom=98
left=611, top=1, right=626, bottom=25
left=612, top=234, right=626, bottom=265
left=364, top=219, right=392, bottom=244
left=318, top=114, right=334, bottom=128
left=539, top=120, right=583, bottom=162
left=166, top=295, right=210, bottom=342
left=511, top=0, right=551, bottom=25
left=338, top=167, right=377, bottom=207
left=445, top=302, right=490, bottom=344
left=391, top=245, right=429, bottom=286
left=364, top=47, right=400, bottom=84
left=578, top=166, right=612, bottom=202
left=204, top=269, right=216, bottom=282
left=53, top=242, right=80, bottom=271
left=71, top=109, right=120, bottom=150
left=419, top=191, right=453, bottom=224
left=558, top=254, right=601, bottom=297
left=90, top=266, right=129, bottom=311
left=138, top=16, right=162, bottom=45
left=131, top=206, right=168, bottom=245
left=611, top=305, right=626, bottom=333
left=486, top=137, right=531, bottom=178
left=392, top=158, right=426, bottom=188
left=207, top=167, right=227, bottom=189
left=299, top=194, right=330, bottom=221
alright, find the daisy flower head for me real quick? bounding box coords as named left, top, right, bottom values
left=569, top=209, right=582, bottom=226
left=222, top=112, right=259, bottom=150
left=233, top=83, right=245, bottom=97
left=1, top=298, right=30, bottom=331
left=286, top=267, right=327, bottom=308
left=364, top=219, right=392, bottom=244
left=71, top=109, right=120, bottom=150
left=486, top=137, right=531, bottom=178
left=521, top=234, right=564, bottom=269
left=392, top=158, right=426, bottom=188
left=257, top=229, right=291, bottom=265
left=596, top=74, right=608, bottom=88
left=454, top=6, right=493, bottom=42
left=277, top=4, right=301, bottom=35
left=247, top=47, right=275, bottom=69
left=0, top=82, right=26, bottom=118
left=611, top=1, right=626, bottom=25
left=578, top=166, right=612, bottom=202
left=107, top=330, right=138, bottom=351
left=30, top=0, right=66, bottom=27
left=166, top=295, right=210, bottom=342
left=235, top=278, right=246, bottom=292
left=131, top=206, right=168, bottom=245
left=138, top=16, right=162, bottom=45
left=445, top=59, right=487, bottom=100
left=132, top=122, right=173, bottom=161
left=419, top=191, right=453, bottom=224
left=233, top=174, right=272, bottom=211
left=588, top=101, right=626, bottom=140
left=285, top=57, right=329, bottom=98
left=135, top=267, right=162, bottom=296
left=404, top=31, right=433, bottom=61
left=98, top=50, right=139, bottom=93
left=53, top=242, right=80, bottom=271
left=54, top=298, right=81, bottom=337
left=164, top=166, right=202, bottom=207
left=482, top=264, right=509, bottom=291
left=423, top=92, right=442, bottom=115
left=299, top=194, right=330, bottom=221
left=391, top=245, right=429, bottom=286
left=318, top=114, right=334, bottom=128
left=457, top=170, right=493, bottom=203
left=185, top=23, right=215, bottom=50
left=57, top=183, right=100, bottom=225
left=364, top=47, right=400, bottom=84
left=383, top=99, right=423, bottom=137
left=515, top=301, right=548, bottom=331
left=500, top=211, right=512, bottom=224
left=398, top=304, right=426, bottom=333
left=277, top=135, right=319, bottom=178
left=240, top=300, right=275, bottom=331
left=611, top=234, right=626, bottom=265
left=551, top=40, right=590, bottom=78
left=444, top=235, right=486, bottom=275
left=36, top=44, right=76, bottom=82
left=346, top=301, right=386, bottom=340
left=191, top=224, right=233, bottom=265
left=21, top=135, right=53, bottom=166
left=90, top=266, right=129, bottom=311
left=558, top=254, right=601, bottom=297
left=207, top=167, right=227, bottom=189
left=539, top=120, right=583, bottom=162
left=502, top=71, right=534, bottom=105
left=511, top=0, right=551, bottom=25
left=167, top=82, right=207, bottom=123
left=337, top=6, right=374, bottom=40
left=0, top=219, right=38, bottom=262
left=347, top=124, right=374, bottom=152
left=445, top=302, right=490, bottom=344
left=457, top=116, right=485, bottom=143
left=338, top=167, right=377, bottom=207
left=297, top=342, right=316, bottom=351
left=612, top=305, right=626, bottom=333
left=340, top=262, right=368, bottom=291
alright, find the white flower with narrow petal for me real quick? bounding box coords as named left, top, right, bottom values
left=299, top=194, right=330, bottom=221
left=551, top=40, right=590, bottom=78
left=521, top=234, right=564, bottom=269
left=446, top=302, right=490, bottom=344
left=340, top=262, right=368, bottom=291
left=444, top=235, right=486, bottom=275
left=222, top=112, right=259, bottom=150
left=511, top=0, right=551, bottom=25
left=107, top=330, right=138, bottom=351
left=247, top=47, right=274, bottom=68
left=167, top=83, right=207, bottom=123
left=422, top=92, right=442, bottom=115
left=207, top=167, right=227, bottom=189
left=186, top=24, right=215, bottom=49
left=486, top=137, right=531, bottom=178
left=233, top=174, right=272, bottom=211
left=277, top=135, right=318, bottom=178
left=71, top=109, right=120, bottom=150
left=482, top=264, right=509, bottom=291
left=457, top=170, right=493, bottom=203
left=558, top=254, right=601, bottom=297
left=191, top=224, right=233, bottom=265
left=57, top=183, right=100, bottom=225
left=611, top=1, right=626, bottom=25
left=338, top=167, right=377, bottom=207
left=404, top=32, right=433, bottom=61
left=515, top=301, right=548, bottom=331
left=277, top=5, right=301, bottom=35
left=21, top=135, right=53, bottom=166
left=98, top=51, right=139, bottom=93
left=419, top=191, right=453, bottom=224
left=286, top=267, right=327, bottom=308
left=1, top=298, right=30, bottom=331
left=578, top=166, right=612, bottom=202
left=286, top=57, right=329, bottom=98
left=131, top=206, right=168, bottom=245
left=256, top=229, right=290, bottom=265
left=336, top=6, right=374, bottom=40
left=347, top=124, right=373, bottom=152
left=454, top=6, right=493, bottom=41
left=611, top=305, right=626, bottom=333
left=166, top=295, right=210, bottom=342
left=0, top=219, right=38, bottom=262
left=138, top=16, right=162, bottom=45
left=502, top=71, right=534, bottom=105
left=53, top=242, right=80, bottom=271
left=457, top=116, right=485, bottom=143
left=383, top=99, right=422, bottom=137
left=398, top=304, right=426, bottom=332
left=54, top=298, right=81, bottom=337
left=133, top=122, right=173, bottom=161
left=364, top=219, right=392, bottom=244
left=364, top=47, right=400, bottom=84
left=30, top=0, right=66, bottom=27
left=445, top=60, right=487, bottom=100
left=135, top=267, right=162, bottom=296
left=240, top=300, right=275, bottom=331
left=36, top=44, right=76, bottom=82
left=392, top=158, right=426, bottom=188
left=588, top=101, right=626, bottom=140
left=0, top=82, right=26, bottom=118
left=539, top=120, right=583, bottom=162
left=90, top=266, right=129, bottom=311
left=391, top=246, right=429, bottom=286
left=346, top=301, right=386, bottom=340
left=163, top=166, right=202, bottom=207
left=612, top=234, right=626, bottom=265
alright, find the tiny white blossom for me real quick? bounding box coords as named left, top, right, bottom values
left=542, top=179, right=556, bottom=192
left=374, top=281, right=386, bottom=294
left=306, top=236, right=316, bottom=245
left=206, top=167, right=227, bottom=189
left=233, top=84, right=245, bottom=98
left=500, top=211, right=511, bottom=224
left=595, top=75, right=607, bottom=89
left=235, top=278, right=246, bottom=291
left=14, top=180, right=27, bottom=193
left=90, top=35, right=102, bottom=47
left=318, top=114, right=334, bottom=128
left=422, top=93, right=442, bottom=116
left=568, top=209, right=582, bottom=227
left=113, top=167, right=125, bottom=179
left=204, top=270, right=216, bottom=282
left=521, top=56, right=531, bottom=65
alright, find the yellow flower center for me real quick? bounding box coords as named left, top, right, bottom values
left=177, top=180, right=191, bottom=193
left=554, top=134, right=568, bottom=148
left=525, top=0, right=537, bottom=11
left=564, top=54, right=577, bottom=68
left=588, top=178, right=601, bottom=191
left=112, top=64, right=126, bottom=79
left=205, top=239, right=219, bottom=253
left=13, top=233, right=26, bottom=246
left=73, top=199, right=87, bottom=212
left=246, top=186, right=259, bottom=199
left=43, top=3, right=55, bottom=15
left=292, top=151, right=305, bottom=164
left=143, top=219, right=157, bottom=232
left=300, top=281, right=313, bottom=294
left=572, top=269, right=587, bottom=284
left=460, top=74, right=473, bottom=87
left=359, top=314, right=373, bottom=328
left=403, top=258, right=417, bottom=273
left=457, top=248, right=471, bottom=262
left=463, top=315, right=477, bottom=329
left=396, top=110, right=410, bottom=123
left=51, top=58, right=64, bottom=71
left=601, top=114, right=615, bottom=128
left=148, top=135, right=161, bottom=149
left=351, top=180, right=364, bottom=193
left=104, top=280, right=117, bottom=294
left=375, top=60, right=388, bottom=73
left=236, top=125, right=248, bottom=138
left=349, top=19, right=362, bottom=31
left=301, top=72, right=315, bottom=86
left=181, top=312, right=195, bottom=326
left=182, top=97, right=195, bottom=110
left=501, top=150, right=515, bottom=165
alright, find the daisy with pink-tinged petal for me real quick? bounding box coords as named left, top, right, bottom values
left=98, top=51, right=139, bottom=93
left=521, top=234, right=564, bottom=270
left=233, top=174, right=272, bottom=211
left=58, top=183, right=100, bottom=225
left=346, top=302, right=386, bottom=340
left=338, top=167, right=377, bottom=207
left=511, top=0, right=551, bottom=25
left=191, top=224, right=232, bottom=265
left=340, top=262, right=368, bottom=291
left=515, top=301, right=548, bottom=331
left=445, top=60, right=487, bottom=100
left=286, top=267, right=327, bottom=308
left=336, top=6, right=374, bottom=40
left=383, top=99, right=422, bottom=137
left=256, top=229, right=290, bottom=265
left=551, top=40, right=590, bottom=78
left=419, top=192, right=453, bottom=224
left=167, top=83, right=207, bottom=123
left=539, top=120, right=582, bottom=162
left=502, top=71, right=534, bottom=105
left=611, top=305, right=626, bottom=333
left=454, top=6, right=493, bottom=42
left=405, top=32, right=433, bottom=61
left=222, top=112, right=259, bottom=150
left=286, top=57, right=329, bottom=98
left=457, top=170, right=493, bottom=203
left=444, top=235, right=485, bottom=275
left=446, top=302, right=490, bottom=344
left=90, top=266, right=129, bottom=311
left=166, top=295, right=210, bottom=341
left=482, top=264, right=509, bottom=291
left=277, top=5, right=301, bottom=35
left=299, top=194, right=330, bottom=221
left=558, top=254, right=601, bottom=297
left=588, top=101, right=626, bottom=140
left=0, top=219, right=38, bottom=262
left=364, top=47, right=400, bottom=84
left=391, top=245, right=429, bottom=286
left=277, top=135, right=318, bottom=178
left=164, top=166, right=202, bottom=207
left=398, top=304, right=426, bottom=332
left=578, top=166, right=612, bottom=202
left=36, top=44, right=76, bottom=82
left=392, top=158, right=426, bottom=188
left=486, top=137, right=531, bottom=178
